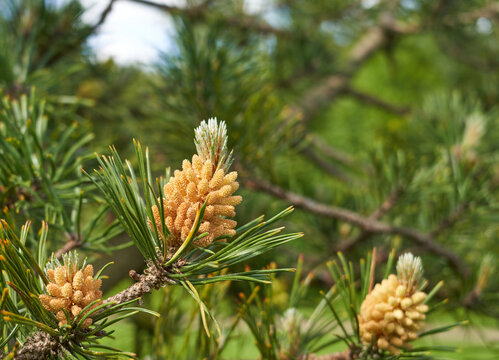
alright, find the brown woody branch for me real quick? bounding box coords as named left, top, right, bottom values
left=127, top=0, right=291, bottom=37
left=54, top=233, right=81, bottom=260
left=343, top=86, right=411, bottom=115
left=242, top=176, right=470, bottom=279
left=282, top=0, right=499, bottom=132
left=15, top=332, right=59, bottom=360
left=429, top=202, right=469, bottom=238
left=299, top=146, right=351, bottom=182
left=125, top=0, right=208, bottom=14
left=306, top=134, right=355, bottom=167
left=298, top=133, right=370, bottom=181
left=104, top=258, right=176, bottom=305
left=90, top=0, right=117, bottom=32
left=447, top=3, right=499, bottom=25
left=335, top=187, right=403, bottom=253
left=280, top=14, right=415, bottom=185
left=43, top=0, right=115, bottom=68
left=283, top=12, right=411, bottom=128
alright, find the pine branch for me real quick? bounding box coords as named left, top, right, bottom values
left=9, top=127, right=301, bottom=359
left=126, top=0, right=291, bottom=37
left=54, top=234, right=81, bottom=260
left=343, top=86, right=410, bottom=115
left=15, top=332, right=60, bottom=360
left=429, top=202, right=469, bottom=238
left=281, top=1, right=493, bottom=131
left=90, top=0, right=117, bottom=32
left=447, top=3, right=499, bottom=25
left=14, top=213, right=298, bottom=359
left=241, top=176, right=470, bottom=279
left=104, top=258, right=176, bottom=305
left=283, top=11, right=409, bottom=128
left=299, top=146, right=351, bottom=182
left=241, top=175, right=391, bottom=230
left=335, top=187, right=403, bottom=252
left=44, top=0, right=116, bottom=68
left=306, top=134, right=354, bottom=167
left=124, top=0, right=209, bottom=17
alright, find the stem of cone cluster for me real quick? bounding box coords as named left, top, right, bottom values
left=104, top=260, right=175, bottom=305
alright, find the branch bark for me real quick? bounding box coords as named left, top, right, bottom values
left=90, top=0, right=117, bottom=32
left=306, top=134, right=355, bottom=166
left=242, top=176, right=470, bottom=279
left=54, top=233, right=81, bottom=260
left=127, top=0, right=291, bottom=37
left=283, top=13, right=408, bottom=128
left=447, top=3, right=499, bottom=25
left=299, top=146, right=351, bottom=182
left=104, top=259, right=175, bottom=305
left=15, top=332, right=60, bottom=360
left=429, top=202, right=469, bottom=238
left=335, top=187, right=403, bottom=252
left=44, top=0, right=116, bottom=68
left=343, top=86, right=410, bottom=115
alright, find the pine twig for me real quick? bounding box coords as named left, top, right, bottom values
left=335, top=187, right=403, bottom=253
left=104, top=258, right=176, bottom=305
left=282, top=10, right=411, bottom=128
left=429, top=202, right=469, bottom=238
left=343, top=86, right=410, bottom=115
left=299, top=146, right=351, bottom=182
left=54, top=233, right=81, bottom=260
left=90, top=0, right=117, bottom=32
left=306, top=134, right=354, bottom=167
left=44, top=0, right=116, bottom=68
left=14, top=332, right=60, bottom=360
left=127, top=0, right=291, bottom=37
left=446, top=3, right=499, bottom=25
left=281, top=0, right=497, bottom=131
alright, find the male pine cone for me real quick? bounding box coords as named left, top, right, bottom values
left=150, top=118, right=241, bottom=249
left=151, top=155, right=241, bottom=248
left=39, top=264, right=102, bottom=328
left=358, top=274, right=428, bottom=354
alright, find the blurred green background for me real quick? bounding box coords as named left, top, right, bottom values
left=0, top=0, right=498, bottom=359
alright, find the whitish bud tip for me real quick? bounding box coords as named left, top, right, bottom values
left=396, top=253, right=423, bottom=287
left=281, top=308, right=303, bottom=333
left=194, top=117, right=233, bottom=172
left=462, top=113, right=485, bottom=149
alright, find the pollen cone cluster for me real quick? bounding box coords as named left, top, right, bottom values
left=39, top=264, right=102, bottom=328
left=359, top=254, right=429, bottom=354
left=151, top=154, right=242, bottom=249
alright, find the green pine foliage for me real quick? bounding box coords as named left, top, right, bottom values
left=0, top=0, right=498, bottom=359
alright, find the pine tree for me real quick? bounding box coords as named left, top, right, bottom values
left=1, top=0, right=498, bottom=359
